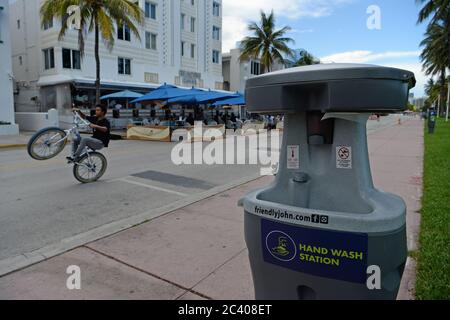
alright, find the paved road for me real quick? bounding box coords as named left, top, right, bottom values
left=0, top=138, right=264, bottom=262
left=0, top=114, right=409, bottom=270
left=0, top=115, right=423, bottom=300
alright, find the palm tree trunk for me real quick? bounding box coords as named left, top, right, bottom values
left=95, top=15, right=101, bottom=106
left=440, top=70, right=447, bottom=117
left=447, top=24, right=450, bottom=119
left=445, top=82, right=450, bottom=122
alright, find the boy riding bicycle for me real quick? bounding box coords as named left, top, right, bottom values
left=68, top=104, right=111, bottom=163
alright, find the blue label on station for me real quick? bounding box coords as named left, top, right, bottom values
left=261, top=219, right=368, bottom=283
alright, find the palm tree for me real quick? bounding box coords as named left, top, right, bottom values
left=427, top=77, right=449, bottom=113
left=239, top=10, right=294, bottom=73
left=417, top=0, right=450, bottom=68
left=420, top=17, right=449, bottom=115
left=417, top=0, right=450, bottom=24
left=425, top=78, right=440, bottom=105
left=294, top=49, right=320, bottom=67
left=40, top=0, right=144, bottom=105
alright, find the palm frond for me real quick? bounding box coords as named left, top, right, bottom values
left=239, top=10, right=294, bottom=71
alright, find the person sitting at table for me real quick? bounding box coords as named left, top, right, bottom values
left=230, top=113, right=237, bottom=123
left=218, top=113, right=225, bottom=124
left=235, top=118, right=243, bottom=129
left=165, top=109, right=171, bottom=120
left=221, top=112, right=227, bottom=124
left=186, top=113, right=195, bottom=126
left=226, top=119, right=235, bottom=130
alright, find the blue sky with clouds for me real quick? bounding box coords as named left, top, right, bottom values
left=223, top=0, right=430, bottom=96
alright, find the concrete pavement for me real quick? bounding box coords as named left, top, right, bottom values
left=0, top=116, right=424, bottom=299
left=0, top=130, right=126, bottom=149
left=0, top=131, right=33, bottom=149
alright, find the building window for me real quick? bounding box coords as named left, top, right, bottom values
left=181, top=41, right=185, bottom=57
left=118, top=24, right=131, bottom=41
left=215, top=82, right=223, bottom=90
left=213, top=26, right=220, bottom=40
left=190, top=17, right=195, bottom=32
left=62, top=48, right=71, bottom=68
left=43, top=48, right=55, bottom=70
left=62, top=48, right=81, bottom=70
left=145, top=32, right=157, bottom=50
left=213, top=2, right=220, bottom=17
left=251, top=60, right=261, bottom=75
left=43, top=18, right=53, bottom=30
left=212, top=50, right=220, bottom=64
left=17, top=20, right=21, bottom=29
left=145, top=72, right=159, bottom=84
left=190, top=44, right=195, bottom=58
left=118, top=57, right=131, bottom=75
left=191, top=0, right=195, bottom=5
left=19, top=56, right=23, bottom=65
left=145, top=2, right=156, bottom=20
left=181, top=14, right=185, bottom=30
left=72, top=50, right=81, bottom=69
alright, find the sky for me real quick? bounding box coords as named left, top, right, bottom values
left=222, top=0, right=430, bottom=97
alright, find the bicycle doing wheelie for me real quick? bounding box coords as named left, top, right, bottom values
left=27, top=111, right=108, bottom=183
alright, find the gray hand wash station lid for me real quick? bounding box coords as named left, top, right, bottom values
left=245, top=63, right=415, bottom=113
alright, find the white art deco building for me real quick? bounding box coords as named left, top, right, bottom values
left=9, top=0, right=223, bottom=117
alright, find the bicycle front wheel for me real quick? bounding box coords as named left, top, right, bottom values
left=73, top=152, right=107, bottom=184
left=27, top=127, right=67, bottom=160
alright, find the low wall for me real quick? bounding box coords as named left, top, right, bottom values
left=242, top=122, right=266, bottom=135
left=0, top=124, right=19, bottom=136
left=15, top=109, right=59, bottom=131
left=127, top=125, right=171, bottom=142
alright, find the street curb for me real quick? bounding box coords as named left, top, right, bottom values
left=397, top=257, right=417, bottom=300
left=0, top=173, right=263, bottom=277
left=0, top=144, right=27, bottom=149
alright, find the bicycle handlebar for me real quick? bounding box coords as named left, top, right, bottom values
left=72, top=110, right=91, bottom=127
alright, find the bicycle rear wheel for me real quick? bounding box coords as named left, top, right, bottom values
left=27, top=127, right=67, bottom=160
left=73, top=152, right=107, bottom=183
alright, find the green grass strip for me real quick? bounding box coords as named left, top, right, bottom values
left=416, top=118, right=450, bottom=300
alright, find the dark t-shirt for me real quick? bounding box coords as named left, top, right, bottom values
left=87, top=116, right=111, bottom=147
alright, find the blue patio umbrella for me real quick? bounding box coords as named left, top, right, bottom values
left=194, top=90, right=240, bottom=104
left=100, top=90, right=143, bottom=100
left=167, top=88, right=210, bottom=104
left=100, top=90, right=144, bottom=109
left=131, top=84, right=192, bottom=104
left=212, top=94, right=245, bottom=106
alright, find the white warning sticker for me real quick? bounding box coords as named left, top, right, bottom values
left=287, top=145, right=300, bottom=170
left=336, top=146, right=352, bottom=169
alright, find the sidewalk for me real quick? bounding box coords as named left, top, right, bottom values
left=0, top=130, right=128, bottom=149
left=0, top=119, right=424, bottom=300
left=0, top=132, right=33, bottom=149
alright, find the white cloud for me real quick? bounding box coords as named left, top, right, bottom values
left=290, top=28, right=315, bottom=34
left=384, top=62, right=427, bottom=97
left=319, top=50, right=426, bottom=96
left=320, top=50, right=422, bottom=64
left=222, top=0, right=354, bottom=53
